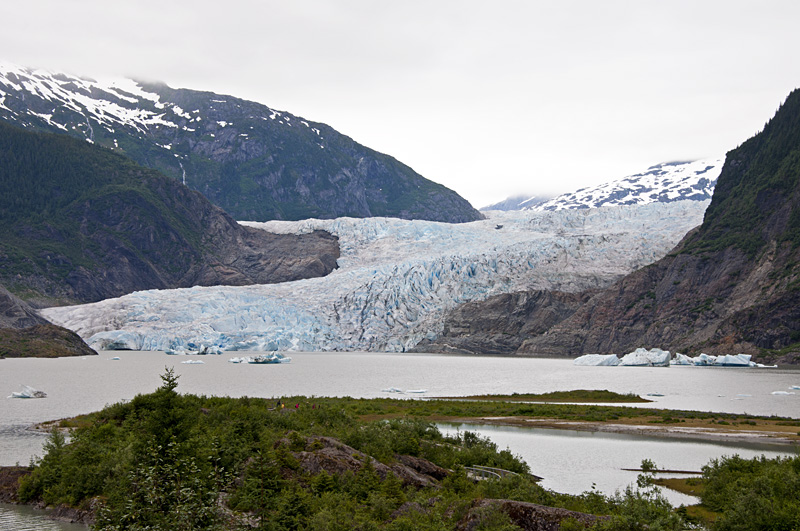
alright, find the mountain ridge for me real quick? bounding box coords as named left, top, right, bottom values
left=0, top=62, right=481, bottom=223
left=484, top=158, right=723, bottom=213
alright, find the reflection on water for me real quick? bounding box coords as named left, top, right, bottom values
left=438, top=422, right=797, bottom=506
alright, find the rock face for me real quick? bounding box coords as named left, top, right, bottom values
left=281, top=435, right=448, bottom=489
left=0, top=325, right=97, bottom=358
left=0, top=284, right=48, bottom=328
left=0, top=122, right=339, bottom=304
left=0, top=466, right=29, bottom=502
left=0, top=62, right=481, bottom=223
left=433, top=89, right=800, bottom=364
left=0, top=284, right=96, bottom=358
left=412, top=290, right=598, bottom=355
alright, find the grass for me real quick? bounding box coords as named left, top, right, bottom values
left=432, top=389, right=651, bottom=403
left=653, top=477, right=705, bottom=497
left=44, top=392, right=800, bottom=445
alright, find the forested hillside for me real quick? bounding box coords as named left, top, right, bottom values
left=0, top=122, right=339, bottom=304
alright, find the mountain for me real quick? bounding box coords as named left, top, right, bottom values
left=0, top=62, right=481, bottom=223
left=0, top=121, right=339, bottom=305
left=486, top=158, right=723, bottom=213
left=41, top=201, right=708, bottom=352
left=0, top=284, right=96, bottom=358
left=427, top=90, right=800, bottom=364
left=480, top=194, right=553, bottom=211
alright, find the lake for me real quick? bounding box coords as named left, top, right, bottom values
left=2, top=352, right=799, bottom=527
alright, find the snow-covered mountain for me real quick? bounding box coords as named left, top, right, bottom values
left=485, top=158, right=723, bottom=213
left=42, top=201, right=709, bottom=353
left=479, top=194, right=553, bottom=211
left=0, top=61, right=480, bottom=222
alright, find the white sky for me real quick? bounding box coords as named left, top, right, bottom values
left=3, top=0, right=800, bottom=208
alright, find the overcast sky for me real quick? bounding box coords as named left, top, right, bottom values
left=3, top=0, right=800, bottom=208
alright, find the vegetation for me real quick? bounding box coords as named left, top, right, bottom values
left=1, top=79, right=481, bottom=223
left=0, top=324, right=96, bottom=358
left=684, top=89, right=800, bottom=257
left=435, top=390, right=651, bottom=403
left=18, top=371, right=697, bottom=530
left=0, top=121, right=209, bottom=302
left=699, top=454, right=800, bottom=531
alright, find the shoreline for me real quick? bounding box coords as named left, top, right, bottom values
left=441, top=416, right=800, bottom=446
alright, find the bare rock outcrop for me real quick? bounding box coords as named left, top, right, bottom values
left=413, top=290, right=597, bottom=355
left=281, top=435, right=448, bottom=489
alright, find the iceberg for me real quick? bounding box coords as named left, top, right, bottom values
left=8, top=385, right=47, bottom=399
left=673, top=353, right=758, bottom=367
left=619, top=348, right=670, bottom=367
left=713, top=354, right=755, bottom=367
left=246, top=352, right=291, bottom=364
left=42, top=202, right=709, bottom=353
left=573, top=354, right=620, bottom=366
left=671, top=353, right=694, bottom=365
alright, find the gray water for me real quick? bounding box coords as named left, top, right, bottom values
left=2, top=352, right=799, bottom=527
left=0, top=502, right=86, bottom=531
left=438, top=423, right=796, bottom=506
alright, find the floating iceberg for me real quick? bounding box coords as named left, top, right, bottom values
left=181, top=360, right=205, bottom=364
left=573, top=354, right=620, bottom=366
left=619, top=348, right=670, bottom=367
left=771, top=391, right=795, bottom=396
left=381, top=387, right=403, bottom=393
left=246, top=352, right=291, bottom=364
left=671, top=353, right=694, bottom=366
left=673, top=353, right=759, bottom=367
left=8, top=385, right=47, bottom=399
left=166, top=344, right=223, bottom=355
left=714, top=354, right=755, bottom=367
left=578, top=350, right=774, bottom=369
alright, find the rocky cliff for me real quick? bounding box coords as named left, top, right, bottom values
left=0, top=62, right=481, bottom=223
left=0, top=122, right=339, bottom=305
left=0, top=284, right=96, bottom=358
left=411, top=290, right=597, bottom=355
left=426, top=90, right=800, bottom=364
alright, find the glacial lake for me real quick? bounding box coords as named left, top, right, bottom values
left=2, top=352, right=799, bottom=527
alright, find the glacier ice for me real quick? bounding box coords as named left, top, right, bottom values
left=674, top=353, right=758, bottom=367
left=42, top=201, right=709, bottom=352
left=8, top=385, right=47, bottom=399
left=573, top=354, right=621, bottom=366
left=584, top=351, right=771, bottom=368
left=618, top=348, right=671, bottom=367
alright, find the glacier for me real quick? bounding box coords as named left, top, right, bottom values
left=42, top=201, right=709, bottom=353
